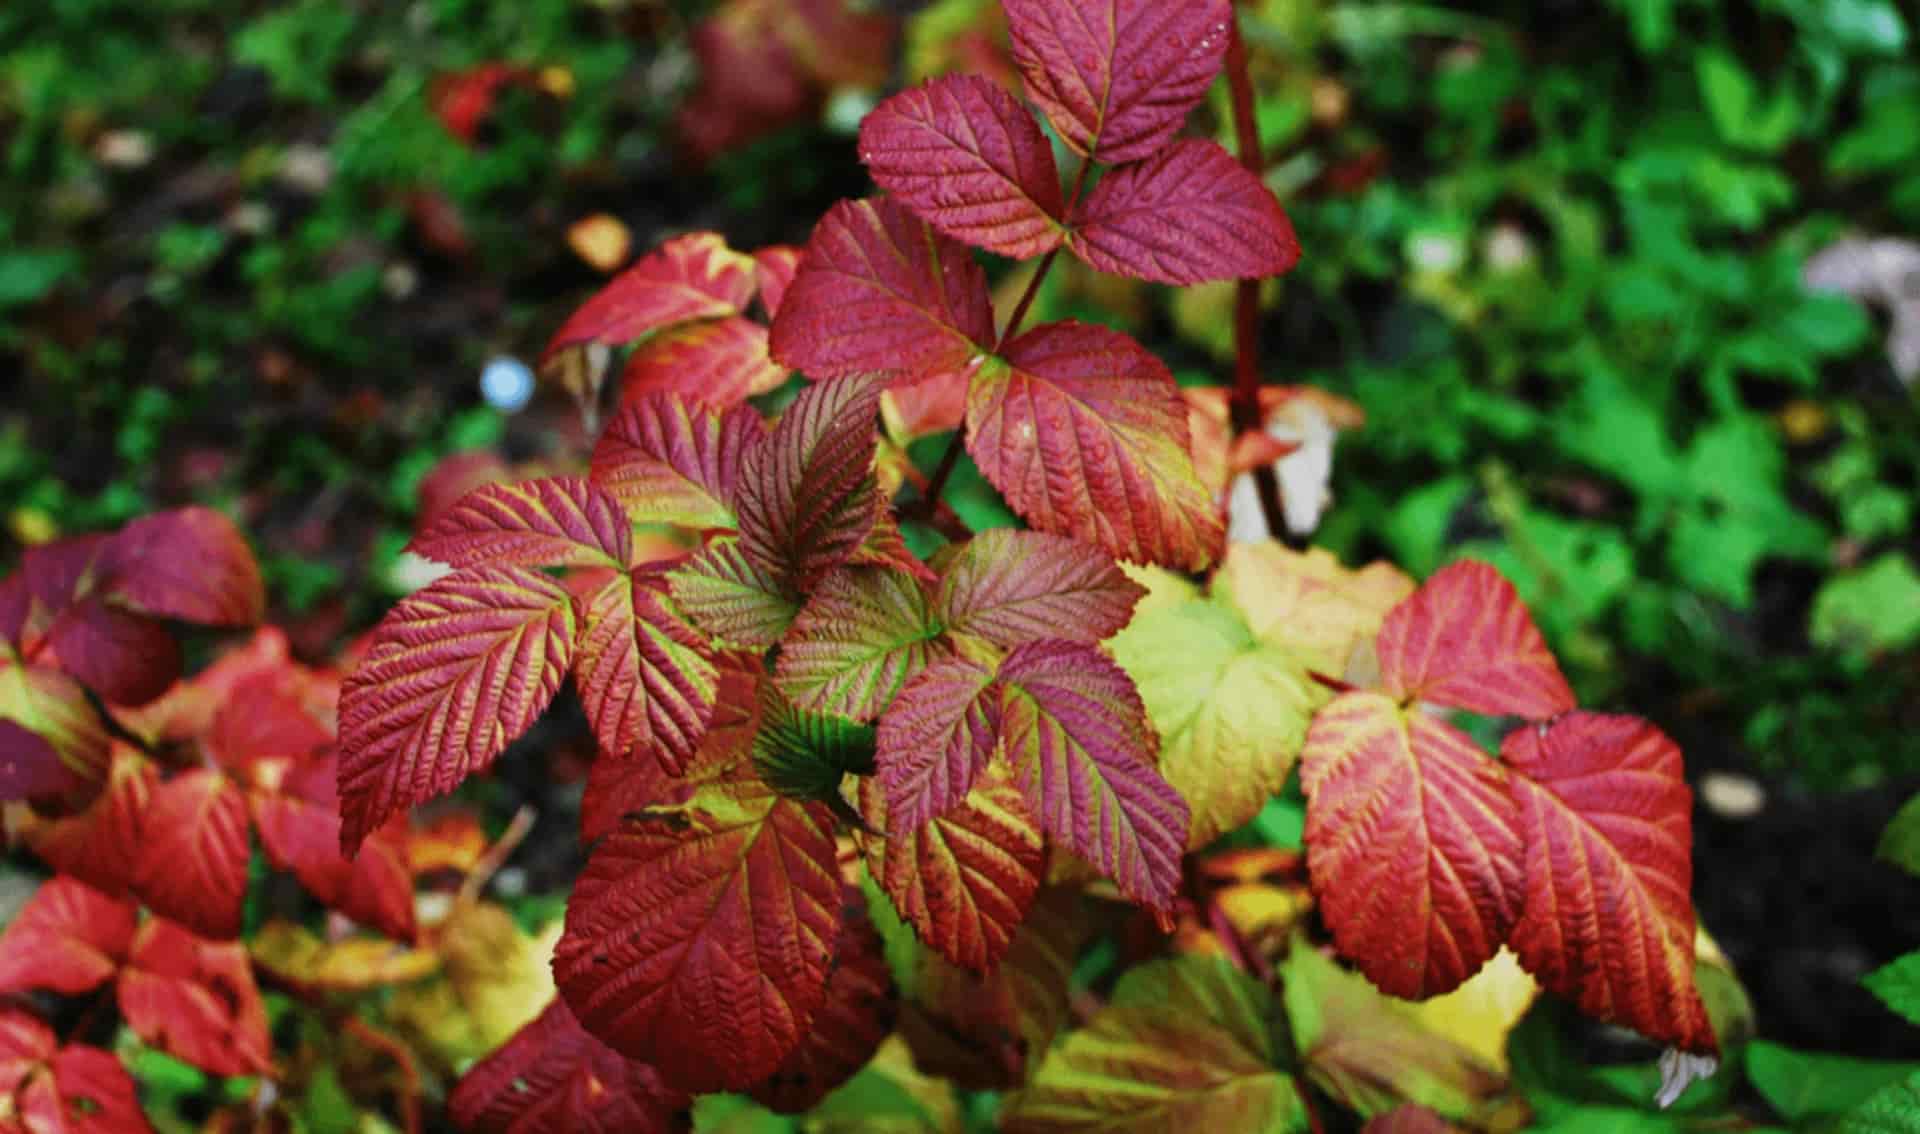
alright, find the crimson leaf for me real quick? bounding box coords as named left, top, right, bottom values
left=1069, top=139, right=1301, bottom=285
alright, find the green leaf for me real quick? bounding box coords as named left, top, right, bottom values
left=752, top=683, right=877, bottom=806
left=1746, top=1041, right=1920, bottom=1123
left=1696, top=49, right=1753, bottom=141
left=1812, top=556, right=1920, bottom=657
left=0, top=249, right=77, bottom=310
left=1001, top=955, right=1303, bottom=1133
left=1880, top=794, right=1920, bottom=877
left=1840, top=1072, right=1920, bottom=1134
left=1866, top=953, right=1920, bottom=1027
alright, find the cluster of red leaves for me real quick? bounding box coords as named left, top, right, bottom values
left=675, top=0, right=897, bottom=161
left=1300, top=561, right=1717, bottom=1054
left=0, top=508, right=261, bottom=810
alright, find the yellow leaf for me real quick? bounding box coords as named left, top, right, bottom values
left=567, top=213, right=632, bottom=273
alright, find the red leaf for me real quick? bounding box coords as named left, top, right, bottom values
left=431, top=63, right=532, bottom=144
left=337, top=567, right=578, bottom=855
left=448, top=998, right=691, bottom=1134
left=1365, top=1106, right=1460, bottom=1134
left=748, top=902, right=895, bottom=1113
left=774, top=567, right=948, bottom=722
left=862, top=773, right=1043, bottom=972
left=0, top=1011, right=153, bottom=1134
left=410, top=477, right=632, bottom=571
left=936, top=529, right=1145, bottom=649
left=574, top=571, right=718, bottom=771
left=619, top=316, right=789, bottom=411
left=0, top=718, right=77, bottom=804
left=133, top=769, right=251, bottom=940
left=251, top=762, right=417, bottom=943
left=0, top=877, right=136, bottom=996
left=665, top=537, right=799, bottom=652
left=1376, top=561, right=1576, bottom=719
left=18, top=744, right=154, bottom=895
left=1004, top=0, right=1232, bottom=164
left=966, top=321, right=1223, bottom=570
left=1070, top=139, right=1300, bottom=285
left=204, top=671, right=333, bottom=777
left=1502, top=713, right=1716, bottom=1053
left=553, top=782, right=842, bottom=1092
left=997, top=639, right=1188, bottom=911
left=579, top=662, right=762, bottom=843
left=769, top=197, right=995, bottom=383
left=39, top=598, right=180, bottom=706
left=735, top=377, right=883, bottom=588
left=859, top=74, right=1065, bottom=259
left=1, top=663, right=113, bottom=806
left=1300, top=692, right=1524, bottom=999
left=117, top=918, right=273, bottom=1076
left=876, top=656, right=1002, bottom=831
left=590, top=392, right=764, bottom=530
left=753, top=245, right=803, bottom=320
left=543, top=233, right=757, bottom=361
left=100, top=507, right=264, bottom=627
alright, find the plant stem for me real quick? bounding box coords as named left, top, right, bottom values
left=917, top=432, right=973, bottom=527
left=1224, top=15, right=1292, bottom=544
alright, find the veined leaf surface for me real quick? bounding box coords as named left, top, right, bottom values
left=0, top=877, right=135, bottom=996
left=862, top=773, right=1043, bottom=972
left=410, top=476, right=631, bottom=571
left=1071, top=140, right=1300, bottom=285
left=553, top=779, right=842, bottom=1092
left=1005, top=0, right=1233, bottom=163
left=133, top=768, right=251, bottom=940
left=619, top=316, right=788, bottom=410
left=966, top=321, right=1222, bottom=571
left=998, top=640, right=1188, bottom=911
left=770, top=197, right=994, bottom=383
left=1002, top=955, right=1299, bottom=1133
left=860, top=74, right=1065, bottom=259
left=753, top=245, right=802, bottom=320
left=776, top=566, right=948, bottom=721
left=876, top=656, right=1002, bottom=832
left=735, top=377, right=884, bottom=588
left=748, top=905, right=896, bottom=1113
left=337, top=566, right=577, bottom=854
left=1301, top=692, right=1524, bottom=999
left=17, top=744, right=153, bottom=896
left=448, top=997, right=691, bottom=1134
left=574, top=571, right=717, bottom=772
left=1376, top=561, right=1575, bottom=719
left=666, top=536, right=799, bottom=651
left=590, top=392, right=764, bottom=530
left=544, top=232, right=757, bottom=360
left=117, top=918, right=273, bottom=1077
left=1502, top=712, right=1716, bottom=1053
left=937, top=529, right=1144, bottom=650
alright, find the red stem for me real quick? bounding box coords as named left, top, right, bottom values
left=1224, top=15, right=1291, bottom=543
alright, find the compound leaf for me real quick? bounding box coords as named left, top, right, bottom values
left=1502, top=712, right=1716, bottom=1053
left=861, top=772, right=1044, bottom=972
left=574, top=571, right=718, bottom=772
left=553, top=780, right=842, bottom=1093
left=1301, top=692, right=1524, bottom=999
left=776, top=567, right=948, bottom=722
left=876, top=656, right=1002, bottom=832
left=544, top=232, right=757, bottom=360
left=736, top=377, right=884, bottom=588
left=966, top=321, right=1222, bottom=571
left=1005, top=0, right=1233, bottom=164
left=0, top=1010, right=153, bottom=1134
left=410, top=476, right=631, bottom=571
left=998, top=639, right=1189, bottom=912
left=1002, top=955, right=1298, bottom=1133
left=337, top=566, right=577, bottom=855
left=448, top=997, right=691, bottom=1134
left=117, top=917, right=273, bottom=1077
left=860, top=74, right=1065, bottom=259
left=133, top=768, right=252, bottom=940
left=0, top=877, right=136, bottom=996
left=666, top=537, right=799, bottom=651
left=590, top=392, right=765, bottom=531
left=619, top=316, right=788, bottom=410
left=769, top=197, right=994, bottom=384
left=937, top=529, right=1144, bottom=650
left=1376, top=561, right=1575, bottom=720
left=1070, top=139, right=1300, bottom=285
left=578, top=662, right=761, bottom=843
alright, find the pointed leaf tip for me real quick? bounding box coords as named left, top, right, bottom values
left=860, top=74, right=1066, bottom=259
left=1377, top=560, right=1575, bottom=719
